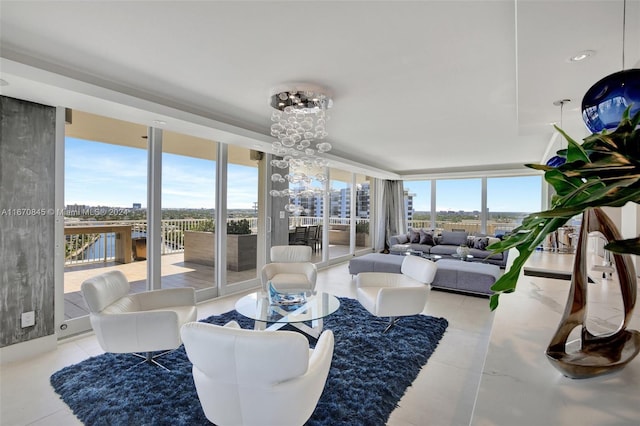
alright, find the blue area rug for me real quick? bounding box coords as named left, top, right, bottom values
left=50, top=298, right=448, bottom=425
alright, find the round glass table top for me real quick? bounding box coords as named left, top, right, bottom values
left=235, top=291, right=340, bottom=325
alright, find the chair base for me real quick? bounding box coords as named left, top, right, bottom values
left=383, top=317, right=401, bottom=333
left=130, top=350, right=174, bottom=371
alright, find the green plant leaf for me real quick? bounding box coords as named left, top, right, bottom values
left=604, top=237, right=640, bottom=255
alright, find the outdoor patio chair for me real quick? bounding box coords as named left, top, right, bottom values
left=291, top=226, right=309, bottom=246
left=306, top=225, right=321, bottom=252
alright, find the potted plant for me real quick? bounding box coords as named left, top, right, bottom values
left=487, top=107, right=640, bottom=378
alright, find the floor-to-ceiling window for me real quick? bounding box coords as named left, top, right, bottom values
left=404, top=176, right=543, bottom=237
left=63, top=111, right=147, bottom=322
left=59, top=111, right=264, bottom=334
left=354, top=174, right=372, bottom=250
left=487, top=176, right=542, bottom=235
left=328, top=168, right=351, bottom=260
left=403, top=180, right=432, bottom=229
left=161, top=130, right=217, bottom=294
left=226, top=145, right=259, bottom=287
left=436, top=178, right=482, bottom=233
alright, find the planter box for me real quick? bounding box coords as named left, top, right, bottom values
left=183, top=231, right=257, bottom=272
left=328, top=229, right=370, bottom=247
left=356, top=233, right=370, bottom=247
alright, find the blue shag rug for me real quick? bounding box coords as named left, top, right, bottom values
left=50, top=298, right=448, bottom=425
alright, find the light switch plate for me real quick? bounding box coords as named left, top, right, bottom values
left=21, top=311, right=35, bottom=328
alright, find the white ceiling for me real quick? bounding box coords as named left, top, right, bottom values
left=1, top=0, right=639, bottom=179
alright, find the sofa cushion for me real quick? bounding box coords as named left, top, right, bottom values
left=468, top=248, right=504, bottom=260
left=408, top=244, right=431, bottom=253
left=439, top=231, right=468, bottom=246
left=408, top=228, right=420, bottom=243
left=419, top=229, right=435, bottom=246
left=488, top=237, right=501, bottom=247
left=395, top=234, right=409, bottom=244
left=429, top=245, right=459, bottom=256
left=348, top=253, right=404, bottom=275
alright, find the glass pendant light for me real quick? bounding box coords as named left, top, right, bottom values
left=546, top=99, right=570, bottom=167
left=581, top=0, right=640, bottom=133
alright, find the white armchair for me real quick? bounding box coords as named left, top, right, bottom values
left=81, top=270, right=197, bottom=370
left=356, top=255, right=437, bottom=332
left=181, top=321, right=334, bottom=426
left=261, top=245, right=317, bottom=292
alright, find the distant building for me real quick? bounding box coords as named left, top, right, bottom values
left=356, top=182, right=370, bottom=218
left=405, top=190, right=415, bottom=221
left=132, top=203, right=141, bottom=209
left=289, top=181, right=374, bottom=219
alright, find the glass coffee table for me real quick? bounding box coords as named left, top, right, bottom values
left=452, top=253, right=474, bottom=261
left=235, top=291, right=340, bottom=338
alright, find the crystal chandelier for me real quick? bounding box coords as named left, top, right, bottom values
left=268, top=86, right=333, bottom=215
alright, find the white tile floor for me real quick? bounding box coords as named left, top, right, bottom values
left=0, top=253, right=574, bottom=426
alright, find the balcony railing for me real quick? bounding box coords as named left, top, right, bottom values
left=407, top=220, right=519, bottom=235
left=65, top=219, right=208, bottom=266
left=64, top=216, right=522, bottom=266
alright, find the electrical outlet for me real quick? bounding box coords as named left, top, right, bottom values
left=21, top=311, right=35, bottom=328
left=279, top=211, right=285, bottom=219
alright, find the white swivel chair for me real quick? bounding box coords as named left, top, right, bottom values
left=356, top=255, right=437, bottom=332
left=181, top=321, right=334, bottom=426
left=261, top=245, right=317, bottom=292
left=81, top=270, right=197, bottom=370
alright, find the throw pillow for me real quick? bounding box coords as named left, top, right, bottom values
left=488, top=237, right=501, bottom=247
left=473, top=237, right=490, bottom=250
left=419, top=229, right=435, bottom=246
left=439, top=230, right=469, bottom=246
left=408, top=228, right=420, bottom=243
left=466, top=236, right=476, bottom=247
left=395, top=234, right=409, bottom=244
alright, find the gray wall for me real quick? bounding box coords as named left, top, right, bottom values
left=0, top=96, right=56, bottom=347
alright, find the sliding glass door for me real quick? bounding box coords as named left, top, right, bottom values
left=161, top=130, right=217, bottom=294
left=63, top=111, right=148, bottom=326
left=225, top=145, right=259, bottom=289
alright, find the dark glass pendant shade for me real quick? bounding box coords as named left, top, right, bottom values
left=546, top=155, right=566, bottom=168
left=581, top=68, right=640, bottom=133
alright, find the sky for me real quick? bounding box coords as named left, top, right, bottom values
left=66, top=137, right=542, bottom=213
left=404, top=176, right=542, bottom=213
left=65, top=138, right=257, bottom=209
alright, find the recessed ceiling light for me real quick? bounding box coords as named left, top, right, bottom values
left=568, top=50, right=596, bottom=62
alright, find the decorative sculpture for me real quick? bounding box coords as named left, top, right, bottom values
left=545, top=208, right=640, bottom=379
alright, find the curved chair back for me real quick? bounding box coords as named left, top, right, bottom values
left=401, top=255, right=438, bottom=284
left=181, top=322, right=334, bottom=426
left=263, top=245, right=317, bottom=291
left=271, top=245, right=312, bottom=262
left=81, top=270, right=131, bottom=313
